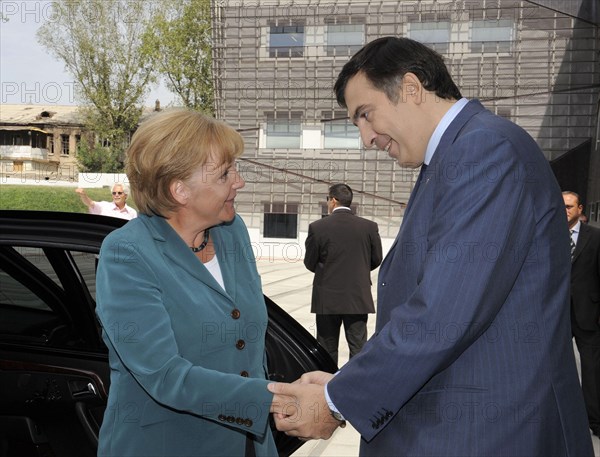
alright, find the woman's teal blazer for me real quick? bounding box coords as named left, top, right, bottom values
left=95, top=214, right=277, bottom=457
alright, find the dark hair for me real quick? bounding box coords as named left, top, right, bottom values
left=334, top=36, right=462, bottom=108
left=329, top=183, right=353, bottom=207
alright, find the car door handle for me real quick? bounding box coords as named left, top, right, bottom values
left=70, top=381, right=97, bottom=399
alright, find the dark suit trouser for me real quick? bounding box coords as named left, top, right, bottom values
left=572, top=321, right=600, bottom=432
left=316, top=314, right=368, bottom=366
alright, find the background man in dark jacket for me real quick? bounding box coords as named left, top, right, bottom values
left=563, top=190, right=600, bottom=437
left=304, top=183, right=383, bottom=366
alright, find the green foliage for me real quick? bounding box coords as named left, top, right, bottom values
left=76, top=142, right=123, bottom=173
left=143, top=0, right=214, bottom=113
left=36, top=0, right=160, bottom=164
left=0, top=186, right=137, bottom=212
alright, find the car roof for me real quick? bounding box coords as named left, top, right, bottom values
left=0, top=210, right=126, bottom=252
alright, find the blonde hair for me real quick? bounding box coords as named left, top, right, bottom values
left=125, top=109, right=244, bottom=216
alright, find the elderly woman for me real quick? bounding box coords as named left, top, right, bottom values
left=95, top=109, right=277, bottom=457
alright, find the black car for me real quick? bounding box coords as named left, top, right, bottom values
left=0, top=210, right=337, bottom=457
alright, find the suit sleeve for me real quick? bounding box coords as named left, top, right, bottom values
left=304, top=223, right=319, bottom=272
left=328, top=130, right=539, bottom=441
left=95, top=231, right=273, bottom=438
left=370, top=223, right=383, bottom=270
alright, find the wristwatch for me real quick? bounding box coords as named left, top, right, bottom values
left=329, top=408, right=347, bottom=428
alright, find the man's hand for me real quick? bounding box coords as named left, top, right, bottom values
left=293, top=370, right=335, bottom=386
left=75, top=188, right=94, bottom=208
left=268, top=380, right=343, bottom=440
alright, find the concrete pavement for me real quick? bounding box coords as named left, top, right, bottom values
left=255, top=258, right=600, bottom=456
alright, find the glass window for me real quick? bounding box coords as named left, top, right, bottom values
left=265, top=112, right=302, bottom=148
left=70, top=250, right=98, bottom=300
left=264, top=203, right=298, bottom=239
left=323, top=112, right=360, bottom=149
left=326, top=24, right=364, bottom=56
left=590, top=202, right=598, bottom=222
left=61, top=134, right=70, bottom=155
left=471, top=20, right=513, bottom=53
left=0, top=246, right=98, bottom=349
left=269, top=24, right=304, bottom=58
left=408, top=22, right=450, bottom=54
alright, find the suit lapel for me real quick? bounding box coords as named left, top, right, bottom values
left=572, top=224, right=591, bottom=263
left=141, top=215, right=233, bottom=301
left=382, top=100, right=487, bottom=268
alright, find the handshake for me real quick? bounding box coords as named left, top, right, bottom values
left=268, top=370, right=346, bottom=441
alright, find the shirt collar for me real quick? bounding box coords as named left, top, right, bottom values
left=111, top=203, right=129, bottom=213
left=571, top=220, right=581, bottom=234
left=332, top=206, right=351, bottom=213
left=424, top=97, right=469, bottom=166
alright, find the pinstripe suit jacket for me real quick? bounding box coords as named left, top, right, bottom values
left=328, top=100, right=593, bottom=456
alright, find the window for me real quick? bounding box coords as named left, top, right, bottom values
left=0, top=132, right=25, bottom=146
left=61, top=134, right=70, bottom=155
left=590, top=202, right=598, bottom=223
left=326, top=23, right=364, bottom=56
left=323, top=111, right=360, bottom=149
left=48, top=134, right=54, bottom=154
left=497, top=107, right=512, bottom=120
left=269, top=24, right=304, bottom=58
left=408, top=22, right=450, bottom=54
left=265, top=112, right=302, bottom=148
left=0, top=246, right=99, bottom=350
left=471, top=20, right=513, bottom=53
left=264, top=203, right=298, bottom=239
left=31, top=131, right=46, bottom=149
left=321, top=202, right=329, bottom=218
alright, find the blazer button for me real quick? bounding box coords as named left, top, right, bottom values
left=227, top=416, right=235, bottom=423
left=244, top=419, right=253, bottom=427
left=218, top=414, right=226, bottom=421
left=236, top=417, right=244, bottom=425
left=236, top=339, right=246, bottom=350
left=231, top=309, right=241, bottom=319
left=240, top=370, right=249, bottom=377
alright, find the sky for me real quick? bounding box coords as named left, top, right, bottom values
left=0, top=1, right=175, bottom=106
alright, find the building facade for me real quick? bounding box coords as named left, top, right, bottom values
left=0, top=105, right=83, bottom=182
left=211, top=0, right=600, bottom=250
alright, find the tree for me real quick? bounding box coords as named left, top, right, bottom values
left=37, top=0, right=161, bottom=170
left=76, top=141, right=122, bottom=173
left=143, top=0, right=213, bottom=113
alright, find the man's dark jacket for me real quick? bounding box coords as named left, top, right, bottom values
left=304, top=208, right=382, bottom=315
left=571, top=222, right=600, bottom=330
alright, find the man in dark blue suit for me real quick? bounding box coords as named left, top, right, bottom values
left=563, top=191, right=600, bottom=437
left=269, top=37, right=594, bottom=455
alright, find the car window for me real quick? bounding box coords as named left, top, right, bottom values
left=0, top=269, right=53, bottom=311
left=0, top=264, right=65, bottom=345
left=15, top=246, right=62, bottom=287
left=70, top=251, right=98, bottom=300
left=0, top=245, right=100, bottom=350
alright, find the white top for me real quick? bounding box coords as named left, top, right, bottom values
left=203, top=254, right=225, bottom=291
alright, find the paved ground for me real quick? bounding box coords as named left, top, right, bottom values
left=256, top=258, right=600, bottom=457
